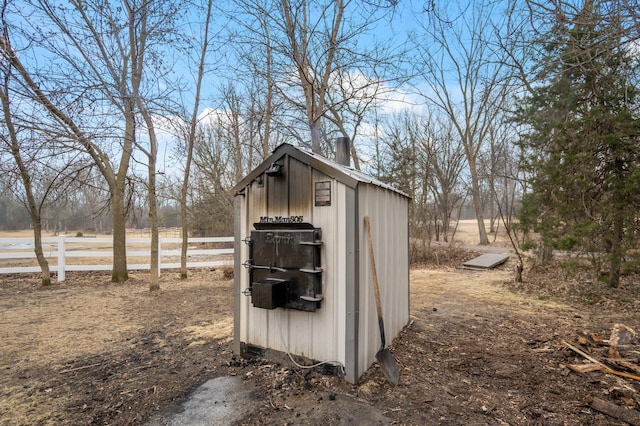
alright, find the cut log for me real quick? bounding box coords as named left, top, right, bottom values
left=562, top=341, right=608, bottom=368
left=563, top=341, right=640, bottom=382
left=589, top=397, right=640, bottom=426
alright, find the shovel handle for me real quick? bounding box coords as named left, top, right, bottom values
left=364, top=216, right=386, bottom=348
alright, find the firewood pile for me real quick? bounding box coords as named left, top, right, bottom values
left=562, top=324, right=640, bottom=425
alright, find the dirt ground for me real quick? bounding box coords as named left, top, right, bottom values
left=1, top=231, right=640, bottom=424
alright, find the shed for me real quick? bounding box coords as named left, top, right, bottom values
left=232, top=142, right=410, bottom=384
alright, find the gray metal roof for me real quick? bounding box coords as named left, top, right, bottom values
left=232, top=143, right=410, bottom=198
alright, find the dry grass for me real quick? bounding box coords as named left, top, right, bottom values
left=1, top=221, right=639, bottom=425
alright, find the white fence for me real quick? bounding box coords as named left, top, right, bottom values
left=0, top=235, right=234, bottom=281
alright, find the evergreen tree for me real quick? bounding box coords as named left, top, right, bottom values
left=516, top=0, right=640, bottom=287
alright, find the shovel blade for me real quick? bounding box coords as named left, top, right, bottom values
left=376, top=348, right=399, bottom=386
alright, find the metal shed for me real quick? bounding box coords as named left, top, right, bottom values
left=232, top=142, right=409, bottom=384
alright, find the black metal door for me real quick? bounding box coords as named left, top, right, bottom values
left=246, top=224, right=322, bottom=312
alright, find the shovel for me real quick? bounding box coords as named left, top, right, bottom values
left=364, top=216, right=400, bottom=386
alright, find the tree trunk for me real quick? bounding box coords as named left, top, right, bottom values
left=110, top=99, right=136, bottom=283
left=515, top=263, right=523, bottom=283
left=180, top=0, right=213, bottom=279
left=608, top=209, right=624, bottom=288
left=180, top=149, right=192, bottom=279
left=111, top=188, right=129, bottom=283
left=1, top=70, right=51, bottom=285
left=489, top=196, right=496, bottom=233
left=32, top=216, right=51, bottom=286
left=468, top=159, right=489, bottom=245
left=138, top=103, right=160, bottom=290
left=310, top=117, right=322, bottom=154
left=148, top=167, right=160, bottom=291
left=537, top=242, right=553, bottom=264
left=145, top=114, right=160, bottom=291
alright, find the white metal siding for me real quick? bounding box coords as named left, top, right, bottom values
left=356, top=184, right=410, bottom=378
left=238, top=175, right=347, bottom=366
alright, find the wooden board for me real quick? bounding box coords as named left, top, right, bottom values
left=462, top=253, right=509, bottom=270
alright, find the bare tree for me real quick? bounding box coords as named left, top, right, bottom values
left=279, top=0, right=343, bottom=153
left=176, top=0, right=215, bottom=280
left=1, top=25, right=95, bottom=285
left=190, top=119, right=235, bottom=237
left=1, top=1, right=132, bottom=282
left=380, top=109, right=467, bottom=247
left=228, top=0, right=402, bottom=157
left=420, top=114, right=466, bottom=243
left=413, top=1, right=514, bottom=245
left=378, top=111, right=434, bottom=262
left=233, top=4, right=278, bottom=159
left=127, top=0, right=173, bottom=291
left=137, top=111, right=161, bottom=290
left=326, top=70, right=386, bottom=170
left=0, top=61, right=53, bottom=284
left=2, top=0, right=186, bottom=285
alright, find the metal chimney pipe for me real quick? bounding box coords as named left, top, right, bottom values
left=336, top=137, right=350, bottom=167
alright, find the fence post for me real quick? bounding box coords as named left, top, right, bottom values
left=58, top=235, right=66, bottom=282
